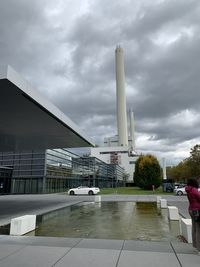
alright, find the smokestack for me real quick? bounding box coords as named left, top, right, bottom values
left=115, top=46, right=128, bottom=146
left=162, top=158, right=167, bottom=180
left=129, top=109, right=135, bottom=150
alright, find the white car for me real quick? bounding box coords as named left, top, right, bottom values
left=174, top=187, right=187, bottom=196
left=175, top=186, right=200, bottom=196
left=174, top=184, right=186, bottom=189
left=68, top=186, right=100, bottom=195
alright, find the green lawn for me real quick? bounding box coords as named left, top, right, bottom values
left=99, top=187, right=173, bottom=195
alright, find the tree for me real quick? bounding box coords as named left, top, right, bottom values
left=167, top=159, right=191, bottom=182
left=189, top=144, right=200, bottom=176
left=167, top=144, right=200, bottom=182
left=134, top=154, right=162, bottom=189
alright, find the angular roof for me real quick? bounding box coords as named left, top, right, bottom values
left=0, top=65, right=94, bottom=151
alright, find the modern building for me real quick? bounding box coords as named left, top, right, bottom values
left=0, top=65, right=97, bottom=194
left=0, top=149, right=125, bottom=194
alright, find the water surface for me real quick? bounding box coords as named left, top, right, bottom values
left=28, top=202, right=180, bottom=241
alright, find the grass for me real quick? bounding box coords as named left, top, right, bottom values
left=99, top=186, right=173, bottom=195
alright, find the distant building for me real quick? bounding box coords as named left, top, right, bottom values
left=91, top=146, right=137, bottom=183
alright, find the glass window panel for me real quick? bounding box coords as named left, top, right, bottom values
left=25, top=180, right=31, bottom=193
left=13, top=159, right=20, bottom=165
left=20, top=154, right=32, bottom=159
left=3, top=155, right=14, bottom=160
left=33, top=153, right=45, bottom=159
left=2, top=161, right=13, bottom=165
left=32, top=165, right=44, bottom=170
left=19, top=171, right=32, bottom=176
left=12, top=170, right=19, bottom=177
left=32, top=170, right=44, bottom=175
left=32, top=159, right=45, bottom=164
left=20, top=160, right=32, bottom=164
left=20, top=165, right=32, bottom=170
left=13, top=165, right=20, bottom=170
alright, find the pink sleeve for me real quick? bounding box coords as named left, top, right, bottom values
left=193, top=188, right=200, bottom=201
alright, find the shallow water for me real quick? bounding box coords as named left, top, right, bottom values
left=28, top=202, right=181, bottom=241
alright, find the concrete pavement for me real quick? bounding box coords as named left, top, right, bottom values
left=0, top=193, right=199, bottom=266
left=0, top=235, right=199, bottom=267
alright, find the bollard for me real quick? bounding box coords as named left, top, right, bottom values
left=181, top=218, right=192, bottom=243
left=160, top=199, right=167, bottom=208
left=95, top=195, right=101, bottom=202
left=168, top=206, right=179, bottom=220
left=156, top=196, right=162, bottom=204
left=10, top=215, right=36, bottom=236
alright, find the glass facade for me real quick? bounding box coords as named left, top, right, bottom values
left=0, top=151, right=45, bottom=194
left=0, top=167, right=12, bottom=194
left=71, top=157, right=125, bottom=188
left=0, top=149, right=125, bottom=194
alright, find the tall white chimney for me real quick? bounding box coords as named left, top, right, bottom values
left=115, top=46, right=128, bottom=146
left=129, top=109, right=135, bottom=150
left=162, top=157, right=167, bottom=180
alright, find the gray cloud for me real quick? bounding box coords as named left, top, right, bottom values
left=0, top=0, right=200, bottom=164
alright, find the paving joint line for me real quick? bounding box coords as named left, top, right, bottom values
left=115, top=240, right=125, bottom=267
left=51, top=238, right=83, bottom=267
left=170, top=242, right=183, bottom=267
left=0, top=244, right=27, bottom=262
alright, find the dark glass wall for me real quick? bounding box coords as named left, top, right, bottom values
left=0, top=151, right=45, bottom=193
left=0, top=167, right=12, bottom=194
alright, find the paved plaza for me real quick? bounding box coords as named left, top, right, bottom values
left=0, top=194, right=199, bottom=266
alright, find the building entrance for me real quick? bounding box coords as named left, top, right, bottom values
left=0, top=167, right=12, bottom=194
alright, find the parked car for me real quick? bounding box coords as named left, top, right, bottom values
left=174, top=186, right=187, bottom=196
left=174, top=186, right=200, bottom=196
left=68, top=186, right=100, bottom=195
left=165, top=184, right=174, bottom=193
left=174, top=183, right=186, bottom=189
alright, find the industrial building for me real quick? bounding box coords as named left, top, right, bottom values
left=90, top=46, right=138, bottom=183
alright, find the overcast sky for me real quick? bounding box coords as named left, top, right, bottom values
left=1, top=0, right=200, bottom=165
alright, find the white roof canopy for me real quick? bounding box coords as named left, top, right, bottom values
left=0, top=65, right=94, bottom=151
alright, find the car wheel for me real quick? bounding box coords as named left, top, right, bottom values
left=70, top=191, right=75, bottom=195
left=177, top=191, right=183, bottom=196
left=88, top=190, right=94, bottom=195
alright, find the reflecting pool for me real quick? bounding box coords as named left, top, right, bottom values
left=27, top=202, right=181, bottom=241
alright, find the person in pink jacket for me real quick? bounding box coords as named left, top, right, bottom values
left=185, top=178, right=200, bottom=254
